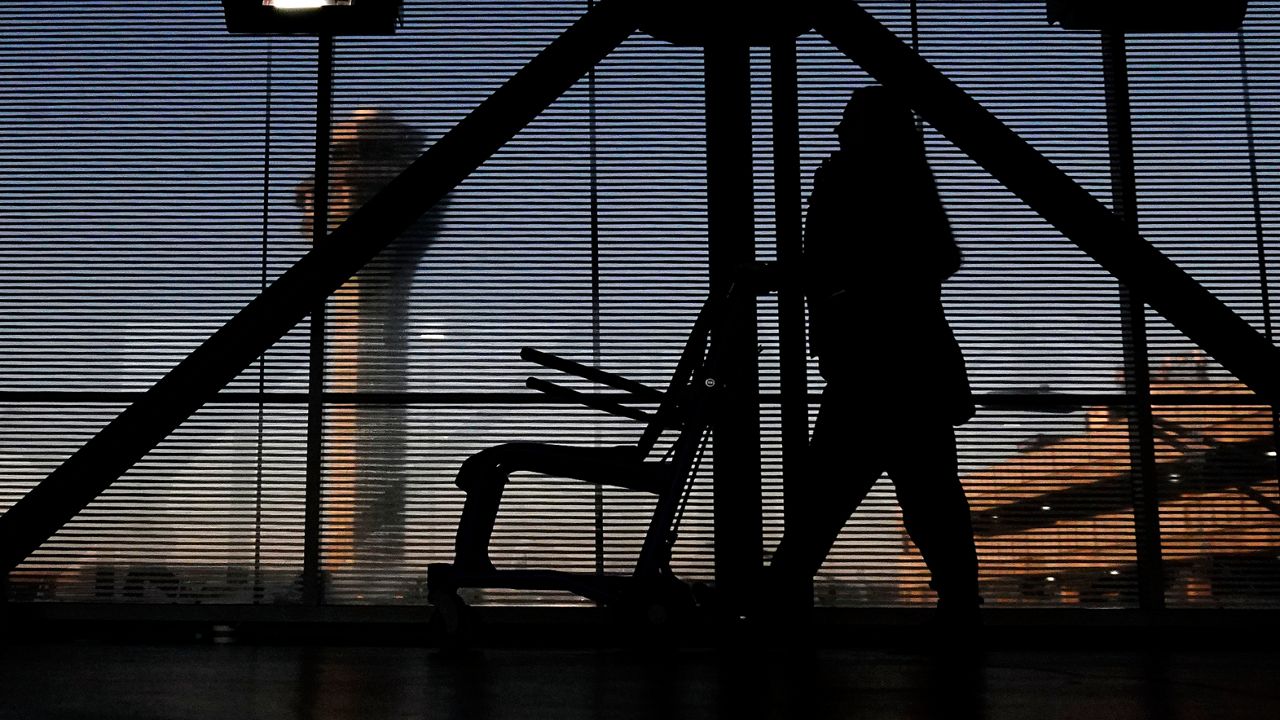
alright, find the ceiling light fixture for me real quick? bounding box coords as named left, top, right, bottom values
left=223, top=0, right=401, bottom=35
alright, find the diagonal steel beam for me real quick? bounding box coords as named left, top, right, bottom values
left=0, top=0, right=637, bottom=575
left=815, top=0, right=1280, bottom=403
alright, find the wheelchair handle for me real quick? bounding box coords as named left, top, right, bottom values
left=525, top=377, right=655, bottom=424
left=520, top=348, right=663, bottom=402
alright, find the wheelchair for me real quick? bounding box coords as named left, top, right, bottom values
left=427, top=268, right=772, bottom=634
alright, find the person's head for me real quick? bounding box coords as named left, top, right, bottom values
left=835, top=85, right=919, bottom=152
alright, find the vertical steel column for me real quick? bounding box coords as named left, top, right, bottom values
left=770, top=37, right=809, bottom=605
left=705, top=40, right=760, bottom=611
left=1237, top=31, right=1280, bottom=495
left=303, top=34, right=334, bottom=606
left=1102, top=31, right=1165, bottom=611
left=588, top=1, right=605, bottom=580
left=254, top=42, right=274, bottom=604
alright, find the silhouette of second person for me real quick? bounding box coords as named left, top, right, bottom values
left=770, top=85, right=981, bottom=621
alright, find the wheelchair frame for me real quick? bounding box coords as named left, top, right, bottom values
left=426, top=286, right=738, bottom=624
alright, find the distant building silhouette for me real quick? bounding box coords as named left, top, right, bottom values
left=296, top=109, right=443, bottom=573
left=955, top=351, right=1279, bottom=607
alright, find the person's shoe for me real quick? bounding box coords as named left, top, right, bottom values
left=918, top=597, right=985, bottom=657
left=747, top=567, right=816, bottom=652
left=934, top=597, right=984, bottom=628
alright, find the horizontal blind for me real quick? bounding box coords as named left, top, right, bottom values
left=1129, top=5, right=1280, bottom=607
left=320, top=3, right=712, bottom=602
left=918, top=1, right=1134, bottom=608
left=0, top=0, right=719, bottom=607
left=814, top=1, right=1274, bottom=604
left=795, top=2, right=1275, bottom=609
left=1, top=0, right=1276, bottom=611
left=795, top=2, right=1135, bottom=607
left=0, top=1, right=316, bottom=602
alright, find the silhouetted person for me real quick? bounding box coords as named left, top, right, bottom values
left=296, top=109, right=444, bottom=573
left=770, top=85, right=981, bottom=623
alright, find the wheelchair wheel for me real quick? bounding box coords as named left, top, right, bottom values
left=614, top=576, right=697, bottom=636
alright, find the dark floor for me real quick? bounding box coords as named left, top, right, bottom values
left=2, top=639, right=1278, bottom=720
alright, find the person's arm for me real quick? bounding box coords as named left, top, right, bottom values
left=932, top=211, right=961, bottom=281
left=916, top=167, right=961, bottom=281
left=803, top=161, right=840, bottom=358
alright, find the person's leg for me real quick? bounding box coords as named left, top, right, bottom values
left=886, top=421, right=981, bottom=613
left=769, top=385, right=883, bottom=605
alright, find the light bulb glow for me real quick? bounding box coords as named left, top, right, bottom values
left=265, top=0, right=351, bottom=9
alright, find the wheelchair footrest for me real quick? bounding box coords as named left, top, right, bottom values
left=429, top=563, right=637, bottom=605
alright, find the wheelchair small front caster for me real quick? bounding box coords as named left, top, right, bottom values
left=428, top=591, right=471, bottom=645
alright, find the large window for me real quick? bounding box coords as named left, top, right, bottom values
left=1, top=1, right=1276, bottom=609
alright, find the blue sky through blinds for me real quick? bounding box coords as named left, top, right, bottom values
left=0, top=1, right=1276, bottom=607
